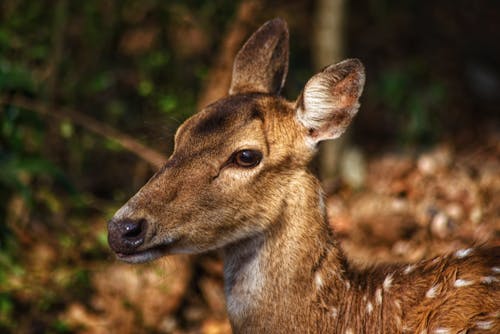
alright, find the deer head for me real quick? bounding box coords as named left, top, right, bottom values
left=107, top=18, right=364, bottom=263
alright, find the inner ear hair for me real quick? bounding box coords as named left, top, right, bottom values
left=297, top=59, right=365, bottom=143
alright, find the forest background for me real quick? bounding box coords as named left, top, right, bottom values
left=1, top=0, right=499, bottom=333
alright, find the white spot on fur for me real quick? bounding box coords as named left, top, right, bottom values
left=419, top=330, right=427, bottom=334
left=362, top=294, right=367, bottom=302
left=404, top=264, right=415, bottom=274
left=454, top=248, right=473, bottom=258
left=394, top=299, right=401, bottom=310
left=383, top=273, right=393, bottom=291
left=315, top=272, right=323, bottom=289
left=426, top=284, right=441, bottom=298
left=331, top=307, right=338, bottom=318
left=454, top=279, right=474, bottom=287
left=475, top=320, right=494, bottom=330
left=375, top=288, right=382, bottom=305
left=395, top=315, right=402, bottom=328
left=433, top=328, right=450, bottom=334
left=492, top=266, right=500, bottom=274
left=345, top=281, right=351, bottom=290
left=480, top=276, right=499, bottom=284
left=366, top=301, right=373, bottom=314
left=345, top=329, right=353, bottom=334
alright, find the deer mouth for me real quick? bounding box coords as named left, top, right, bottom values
left=115, top=238, right=179, bottom=264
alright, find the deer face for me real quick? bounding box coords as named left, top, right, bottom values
left=107, top=19, right=364, bottom=263
left=108, top=94, right=304, bottom=263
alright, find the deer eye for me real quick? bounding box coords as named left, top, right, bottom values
left=233, top=150, right=262, bottom=168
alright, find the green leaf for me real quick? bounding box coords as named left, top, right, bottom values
left=60, top=121, right=74, bottom=138
left=0, top=61, right=36, bottom=93
left=138, top=80, right=154, bottom=96
left=159, top=95, right=178, bottom=114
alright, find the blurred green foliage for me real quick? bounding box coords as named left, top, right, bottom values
left=376, top=62, right=446, bottom=145
left=1, top=0, right=240, bottom=331
left=0, top=0, right=240, bottom=216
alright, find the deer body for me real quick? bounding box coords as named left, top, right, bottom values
left=222, top=168, right=499, bottom=333
left=108, top=19, right=500, bottom=333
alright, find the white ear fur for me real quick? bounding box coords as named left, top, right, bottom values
left=296, top=59, right=365, bottom=145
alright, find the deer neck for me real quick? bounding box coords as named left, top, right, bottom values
left=222, top=171, right=348, bottom=331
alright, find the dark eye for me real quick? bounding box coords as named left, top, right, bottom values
left=233, top=150, right=262, bottom=168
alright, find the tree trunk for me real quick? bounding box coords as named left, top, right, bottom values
left=313, top=0, right=347, bottom=184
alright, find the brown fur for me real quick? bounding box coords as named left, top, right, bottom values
left=108, top=19, right=500, bottom=333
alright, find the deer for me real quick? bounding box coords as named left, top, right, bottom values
left=107, top=19, right=500, bottom=333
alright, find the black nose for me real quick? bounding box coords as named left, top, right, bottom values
left=107, top=218, right=148, bottom=254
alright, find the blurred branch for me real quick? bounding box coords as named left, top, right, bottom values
left=0, top=95, right=167, bottom=169
left=197, top=0, right=262, bottom=109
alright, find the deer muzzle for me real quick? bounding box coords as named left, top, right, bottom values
left=107, top=217, right=148, bottom=254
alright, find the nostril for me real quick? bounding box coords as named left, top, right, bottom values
left=108, top=218, right=148, bottom=253
left=123, top=219, right=147, bottom=239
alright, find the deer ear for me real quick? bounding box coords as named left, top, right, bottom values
left=296, top=59, right=365, bottom=146
left=229, top=18, right=289, bottom=95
